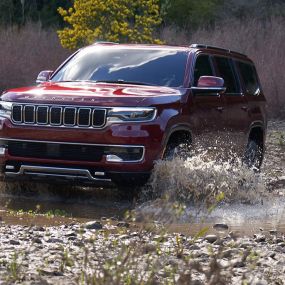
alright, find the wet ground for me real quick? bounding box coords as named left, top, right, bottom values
left=0, top=120, right=284, bottom=237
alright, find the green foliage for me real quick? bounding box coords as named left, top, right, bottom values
left=0, top=0, right=71, bottom=27
left=57, top=0, right=163, bottom=50
left=160, top=0, right=224, bottom=29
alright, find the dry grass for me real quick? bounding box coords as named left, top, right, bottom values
left=0, top=23, right=69, bottom=91
left=162, top=17, right=285, bottom=117
left=0, top=18, right=284, bottom=117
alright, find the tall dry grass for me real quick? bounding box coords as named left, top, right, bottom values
left=0, top=23, right=69, bottom=91
left=162, top=17, right=285, bottom=117
left=0, top=19, right=284, bottom=117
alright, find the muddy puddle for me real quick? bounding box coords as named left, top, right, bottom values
left=0, top=120, right=284, bottom=237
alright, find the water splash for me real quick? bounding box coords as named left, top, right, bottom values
left=142, top=151, right=267, bottom=205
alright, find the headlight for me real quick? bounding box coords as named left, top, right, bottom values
left=107, top=107, right=156, bottom=122
left=0, top=101, right=12, bottom=118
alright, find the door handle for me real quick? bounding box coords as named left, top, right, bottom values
left=215, top=106, right=224, bottom=112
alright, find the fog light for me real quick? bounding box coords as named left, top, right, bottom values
left=94, top=171, right=105, bottom=176
left=6, top=165, right=15, bottom=170
left=106, top=154, right=123, bottom=162
left=0, top=147, right=6, bottom=156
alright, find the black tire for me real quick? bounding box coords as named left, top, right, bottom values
left=243, top=139, right=263, bottom=170
left=163, top=142, right=191, bottom=160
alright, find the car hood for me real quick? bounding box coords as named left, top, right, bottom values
left=2, top=82, right=187, bottom=107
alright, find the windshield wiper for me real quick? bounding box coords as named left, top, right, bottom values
left=94, top=80, right=156, bottom=86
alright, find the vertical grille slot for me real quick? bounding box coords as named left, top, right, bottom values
left=24, top=106, right=35, bottom=123
left=37, top=106, right=48, bottom=124
left=92, top=109, right=106, bottom=127
left=78, top=108, right=91, bottom=126
left=12, top=105, right=22, bottom=123
left=50, top=107, right=62, bottom=125
left=64, top=107, right=76, bottom=126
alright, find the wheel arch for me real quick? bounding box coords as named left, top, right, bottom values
left=162, top=124, right=193, bottom=157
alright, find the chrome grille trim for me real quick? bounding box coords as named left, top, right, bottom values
left=36, top=106, right=49, bottom=125
left=12, top=105, right=23, bottom=123
left=77, top=108, right=91, bottom=127
left=23, top=105, right=35, bottom=124
left=92, top=109, right=107, bottom=128
left=11, top=104, right=107, bottom=129
left=50, top=106, right=63, bottom=126
left=63, top=107, right=76, bottom=126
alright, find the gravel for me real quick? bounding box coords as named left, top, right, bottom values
left=0, top=222, right=283, bottom=284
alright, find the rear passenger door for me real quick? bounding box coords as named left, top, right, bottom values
left=213, top=56, right=250, bottom=155
left=190, top=54, right=226, bottom=149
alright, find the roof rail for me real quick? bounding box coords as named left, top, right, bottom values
left=190, top=44, right=247, bottom=58
left=93, top=41, right=119, bottom=45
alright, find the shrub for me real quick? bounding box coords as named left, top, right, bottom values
left=57, top=0, right=162, bottom=50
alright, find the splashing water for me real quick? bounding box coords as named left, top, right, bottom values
left=142, top=151, right=267, bottom=205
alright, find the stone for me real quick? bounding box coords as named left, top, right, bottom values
left=269, top=229, right=277, bottom=235
left=10, top=240, right=20, bottom=245
left=46, top=238, right=63, bottom=243
left=32, top=237, right=42, bottom=244
left=204, top=235, right=218, bottom=243
left=213, top=223, right=229, bottom=230
left=254, top=234, right=266, bottom=242
left=116, top=222, right=130, bottom=228
left=84, top=221, right=103, bottom=230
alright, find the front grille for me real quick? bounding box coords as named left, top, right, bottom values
left=8, top=141, right=104, bottom=162
left=7, top=141, right=144, bottom=162
left=11, top=104, right=106, bottom=128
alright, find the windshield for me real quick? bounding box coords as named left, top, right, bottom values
left=51, top=47, right=188, bottom=87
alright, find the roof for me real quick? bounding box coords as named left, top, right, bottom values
left=92, top=42, right=248, bottom=58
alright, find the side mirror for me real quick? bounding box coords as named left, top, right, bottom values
left=36, top=70, right=53, bottom=84
left=192, top=76, right=226, bottom=96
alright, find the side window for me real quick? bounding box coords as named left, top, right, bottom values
left=193, top=55, right=213, bottom=86
left=237, top=62, right=260, bottom=95
left=214, top=57, right=239, bottom=94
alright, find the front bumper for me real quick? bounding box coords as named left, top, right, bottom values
left=1, top=162, right=151, bottom=187
left=0, top=138, right=155, bottom=186
left=0, top=116, right=165, bottom=186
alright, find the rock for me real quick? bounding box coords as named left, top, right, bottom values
left=32, top=237, right=42, bottom=244
left=269, top=229, right=278, bottom=235
left=233, top=259, right=245, bottom=268
left=189, top=244, right=200, bottom=250
left=10, top=240, right=20, bottom=245
left=253, top=280, right=268, bottom=285
left=142, top=244, right=156, bottom=254
left=204, top=235, right=218, bottom=243
left=268, top=251, right=276, bottom=259
left=65, top=231, right=77, bottom=237
left=254, top=234, right=266, bottom=242
left=84, top=221, right=103, bottom=230
left=39, top=269, right=64, bottom=276
left=116, top=222, right=130, bottom=228
left=213, top=223, right=229, bottom=230
left=46, top=238, right=63, bottom=243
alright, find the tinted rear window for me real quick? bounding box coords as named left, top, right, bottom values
left=52, top=47, right=188, bottom=87
left=237, top=61, right=260, bottom=95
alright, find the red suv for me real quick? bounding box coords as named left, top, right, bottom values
left=0, top=43, right=267, bottom=192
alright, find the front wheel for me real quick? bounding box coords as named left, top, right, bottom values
left=243, top=139, right=263, bottom=171
left=163, top=142, right=192, bottom=160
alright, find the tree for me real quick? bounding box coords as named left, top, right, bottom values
left=160, top=0, right=224, bottom=29
left=57, top=0, right=162, bottom=50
